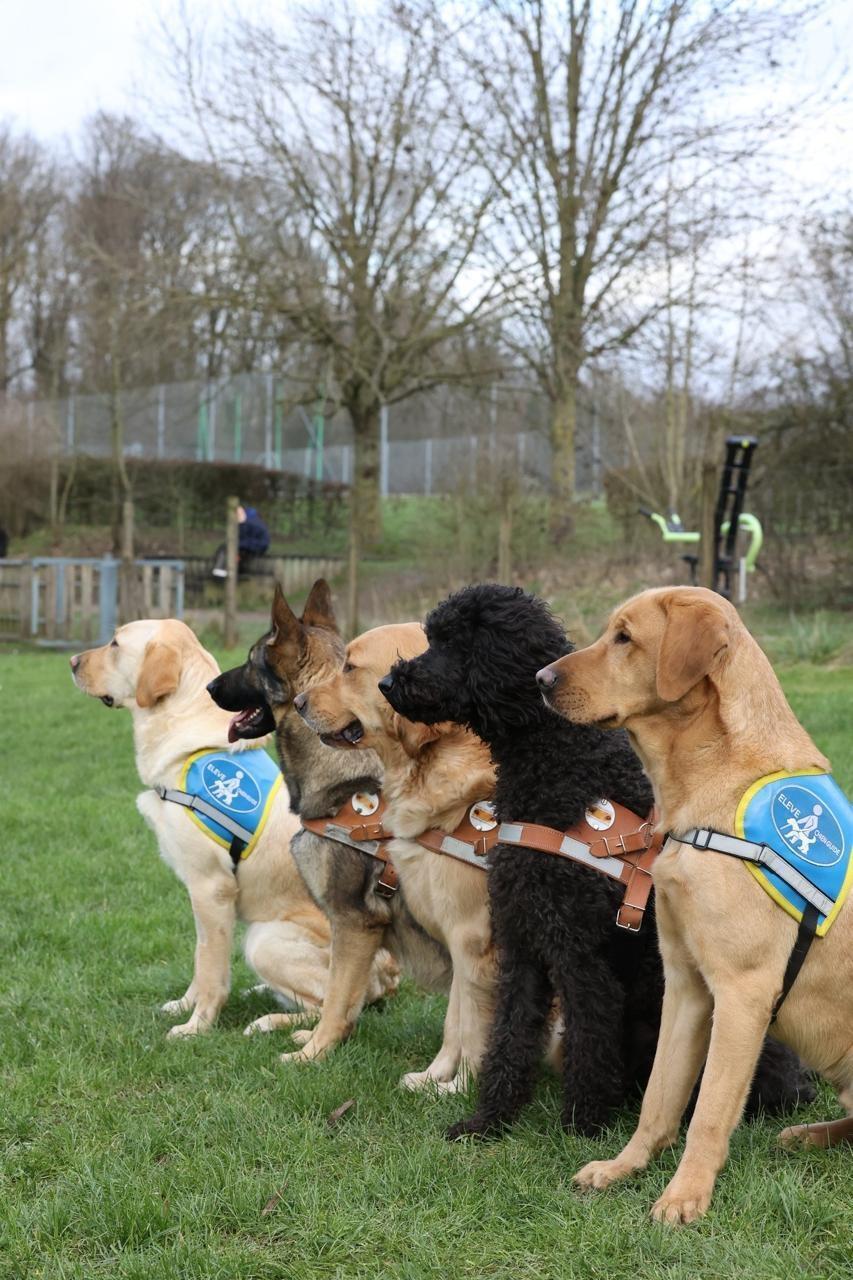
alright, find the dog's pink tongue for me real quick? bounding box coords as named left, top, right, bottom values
left=228, top=713, right=243, bottom=743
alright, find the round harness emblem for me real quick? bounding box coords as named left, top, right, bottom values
left=469, top=800, right=497, bottom=832
left=352, top=791, right=380, bottom=817
left=585, top=799, right=616, bottom=832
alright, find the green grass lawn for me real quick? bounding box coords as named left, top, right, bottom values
left=2, top=651, right=852, bottom=1279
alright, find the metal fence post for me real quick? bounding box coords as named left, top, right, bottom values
left=30, top=565, right=40, bottom=637
left=157, top=385, right=166, bottom=459
left=209, top=383, right=217, bottom=461
left=264, top=373, right=274, bottom=469
left=224, top=496, right=239, bottom=649
left=99, top=557, right=118, bottom=644
left=66, top=395, right=75, bottom=455
left=380, top=405, right=389, bottom=499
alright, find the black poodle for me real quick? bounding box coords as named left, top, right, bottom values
left=380, top=583, right=813, bottom=1138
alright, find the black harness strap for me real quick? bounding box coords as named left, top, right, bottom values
left=771, top=902, right=819, bottom=1023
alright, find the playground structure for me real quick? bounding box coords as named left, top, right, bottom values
left=640, top=437, right=763, bottom=602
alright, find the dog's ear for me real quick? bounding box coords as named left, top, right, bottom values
left=301, top=579, right=338, bottom=634
left=270, top=583, right=305, bottom=652
left=391, top=713, right=447, bottom=758
left=136, top=640, right=182, bottom=708
left=656, top=595, right=730, bottom=703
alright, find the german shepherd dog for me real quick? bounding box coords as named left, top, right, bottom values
left=207, top=581, right=450, bottom=1067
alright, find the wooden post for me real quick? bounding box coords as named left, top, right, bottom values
left=80, top=564, right=94, bottom=641
left=699, top=460, right=717, bottom=591
left=119, top=497, right=138, bottom=623
left=44, top=565, right=57, bottom=640
left=19, top=562, right=33, bottom=639
left=346, top=522, right=359, bottom=639
left=224, top=495, right=239, bottom=649
left=160, top=565, right=173, bottom=616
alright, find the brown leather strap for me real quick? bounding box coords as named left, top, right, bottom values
left=416, top=800, right=500, bottom=869
left=498, top=803, right=662, bottom=932
left=301, top=792, right=391, bottom=845
left=300, top=791, right=398, bottom=895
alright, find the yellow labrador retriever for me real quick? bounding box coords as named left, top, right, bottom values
left=538, top=586, right=852, bottom=1224
left=71, top=619, right=397, bottom=1037
left=295, top=622, right=501, bottom=1092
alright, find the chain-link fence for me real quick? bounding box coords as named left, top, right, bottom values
left=19, top=373, right=627, bottom=497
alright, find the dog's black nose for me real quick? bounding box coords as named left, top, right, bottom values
left=206, top=678, right=219, bottom=696
left=536, top=665, right=557, bottom=689
left=70, top=654, right=80, bottom=672
left=293, top=692, right=307, bottom=713
left=378, top=673, right=394, bottom=696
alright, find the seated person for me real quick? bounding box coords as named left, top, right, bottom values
left=212, top=504, right=270, bottom=578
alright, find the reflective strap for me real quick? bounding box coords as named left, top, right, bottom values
left=321, top=823, right=383, bottom=861
left=498, top=823, right=626, bottom=884
left=437, top=834, right=491, bottom=869
left=157, top=786, right=255, bottom=844
left=558, top=833, right=629, bottom=881
left=677, top=828, right=836, bottom=919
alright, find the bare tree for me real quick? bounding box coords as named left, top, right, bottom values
left=433, top=0, right=812, bottom=535
left=0, top=127, right=60, bottom=392
left=167, top=1, right=501, bottom=544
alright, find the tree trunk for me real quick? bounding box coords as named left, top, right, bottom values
left=349, top=402, right=382, bottom=548
left=549, top=376, right=578, bottom=541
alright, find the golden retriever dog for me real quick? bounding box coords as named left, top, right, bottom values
left=538, top=586, right=852, bottom=1224
left=70, top=619, right=396, bottom=1037
left=295, top=622, right=501, bottom=1092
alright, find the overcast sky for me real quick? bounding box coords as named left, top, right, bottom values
left=2, top=0, right=852, bottom=183
left=2, top=0, right=850, bottom=381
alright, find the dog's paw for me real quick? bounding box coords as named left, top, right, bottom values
left=400, top=1069, right=466, bottom=1095
left=166, top=1017, right=210, bottom=1038
left=651, top=1178, right=712, bottom=1226
left=243, top=1012, right=306, bottom=1036
left=279, top=1037, right=330, bottom=1065
left=573, top=1157, right=635, bottom=1192
left=160, top=996, right=193, bottom=1016
left=445, top=1115, right=494, bottom=1141
left=289, top=1028, right=314, bottom=1046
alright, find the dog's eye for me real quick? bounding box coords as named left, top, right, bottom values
left=110, top=638, right=119, bottom=648
left=342, top=662, right=355, bottom=674
left=614, top=631, right=631, bottom=646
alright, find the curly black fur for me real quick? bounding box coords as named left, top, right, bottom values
left=383, top=583, right=813, bottom=1139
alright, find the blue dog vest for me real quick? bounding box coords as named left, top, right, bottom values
left=178, top=747, right=282, bottom=860
left=736, top=770, right=853, bottom=936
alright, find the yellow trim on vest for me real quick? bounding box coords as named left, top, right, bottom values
left=735, top=767, right=847, bottom=937
left=177, top=746, right=282, bottom=861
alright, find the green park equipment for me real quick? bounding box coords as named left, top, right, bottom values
left=639, top=437, right=763, bottom=602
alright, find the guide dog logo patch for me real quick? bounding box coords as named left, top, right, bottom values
left=200, top=757, right=262, bottom=814
left=736, top=770, right=853, bottom=935
left=181, top=747, right=282, bottom=859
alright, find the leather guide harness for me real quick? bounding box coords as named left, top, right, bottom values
left=498, top=803, right=662, bottom=931
left=302, top=793, right=661, bottom=931
left=300, top=794, right=399, bottom=898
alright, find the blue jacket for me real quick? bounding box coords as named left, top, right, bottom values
left=239, top=507, right=270, bottom=556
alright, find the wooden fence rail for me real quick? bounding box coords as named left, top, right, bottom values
left=0, top=557, right=185, bottom=646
